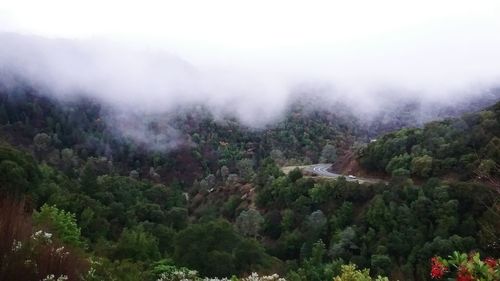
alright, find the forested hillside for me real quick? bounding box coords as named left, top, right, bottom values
left=360, top=102, right=500, bottom=182
left=0, top=85, right=498, bottom=281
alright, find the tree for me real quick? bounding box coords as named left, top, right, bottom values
left=0, top=160, right=29, bottom=195
left=385, top=153, right=411, bottom=175
left=237, top=158, right=255, bottom=182
left=33, top=133, right=51, bottom=155
left=411, top=155, right=433, bottom=178
left=234, top=239, right=266, bottom=273
left=329, top=227, right=357, bottom=260
left=307, top=210, right=327, bottom=238
left=80, top=162, right=98, bottom=194
left=370, top=254, right=392, bottom=276
left=220, top=165, right=230, bottom=180
left=173, top=220, right=240, bottom=276
left=333, top=264, right=389, bottom=281
left=320, top=144, right=337, bottom=163
left=288, top=167, right=303, bottom=183
left=300, top=210, right=328, bottom=259
left=262, top=210, right=282, bottom=239
left=114, top=227, right=160, bottom=261
left=291, top=240, right=342, bottom=281
left=332, top=201, right=354, bottom=229
left=33, top=204, right=83, bottom=247
left=236, top=209, right=264, bottom=238
left=366, top=195, right=392, bottom=231
left=166, top=207, right=188, bottom=230
left=0, top=146, right=40, bottom=195
left=281, top=209, right=295, bottom=232
left=270, top=149, right=286, bottom=166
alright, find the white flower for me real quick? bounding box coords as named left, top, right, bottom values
left=42, top=274, right=55, bottom=281
left=57, top=275, right=68, bottom=281
left=41, top=274, right=68, bottom=281
left=55, top=246, right=69, bottom=257
left=240, top=273, right=287, bottom=281
left=11, top=240, right=22, bottom=252
left=156, top=270, right=286, bottom=281
left=32, top=230, right=53, bottom=243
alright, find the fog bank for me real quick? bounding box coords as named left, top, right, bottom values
left=1, top=1, right=500, bottom=127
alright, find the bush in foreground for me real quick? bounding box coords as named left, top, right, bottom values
left=430, top=251, right=499, bottom=280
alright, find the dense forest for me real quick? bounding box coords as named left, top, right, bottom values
left=360, top=102, right=500, bottom=181
left=0, top=84, right=498, bottom=281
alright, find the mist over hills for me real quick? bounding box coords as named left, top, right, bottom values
left=0, top=80, right=498, bottom=280
left=1, top=2, right=500, bottom=280
left=1, top=32, right=500, bottom=133
left=1, top=75, right=499, bottom=153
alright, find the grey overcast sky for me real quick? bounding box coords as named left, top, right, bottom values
left=1, top=0, right=500, bottom=124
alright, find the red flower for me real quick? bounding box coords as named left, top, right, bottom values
left=430, top=257, right=448, bottom=279
left=431, top=267, right=445, bottom=279
left=484, top=257, right=497, bottom=268
left=456, top=267, right=473, bottom=281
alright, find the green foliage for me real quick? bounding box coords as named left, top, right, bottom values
left=33, top=204, right=83, bottom=247
left=288, top=168, right=303, bottom=183
left=1, top=89, right=499, bottom=281
left=0, top=145, right=40, bottom=195
left=84, top=258, right=147, bottom=281
left=332, top=202, right=353, bottom=229
left=173, top=219, right=267, bottom=277
left=237, top=158, right=255, bottom=182
left=410, top=155, right=433, bottom=178
left=366, top=195, right=393, bottom=231
left=289, top=240, right=343, bottom=281
left=319, top=144, right=337, bottom=163
left=370, top=254, right=391, bottom=276
left=305, top=210, right=327, bottom=242
left=0, top=197, right=89, bottom=281
left=256, top=164, right=496, bottom=280
left=329, top=227, right=357, bottom=260
left=333, top=264, right=389, bottom=281
left=385, top=153, right=411, bottom=175
left=0, top=160, right=29, bottom=194
left=360, top=103, right=500, bottom=179
left=432, top=251, right=500, bottom=280
left=114, top=227, right=160, bottom=262
left=236, top=209, right=264, bottom=237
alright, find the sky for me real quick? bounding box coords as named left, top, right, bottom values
left=1, top=0, right=500, bottom=124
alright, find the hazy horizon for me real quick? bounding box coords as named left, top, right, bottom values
left=1, top=1, right=500, bottom=126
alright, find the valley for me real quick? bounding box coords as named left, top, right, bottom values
left=0, top=86, right=498, bottom=281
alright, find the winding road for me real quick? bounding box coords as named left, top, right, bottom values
left=290, top=163, right=385, bottom=184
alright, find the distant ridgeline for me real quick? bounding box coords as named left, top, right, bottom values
left=0, top=83, right=498, bottom=281
left=360, top=88, right=500, bottom=138
left=360, top=101, right=500, bottom=182
left=0, top=83, right=360, bottom=183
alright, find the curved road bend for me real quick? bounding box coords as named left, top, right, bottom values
left=302, top=163, right=385, bottom=184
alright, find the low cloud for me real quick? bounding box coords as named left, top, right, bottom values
left=1, top=32, right=499, bottom=127
left=1, top=0, right=500, bottom=153
left=0, top=33, right=295, bottom=126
